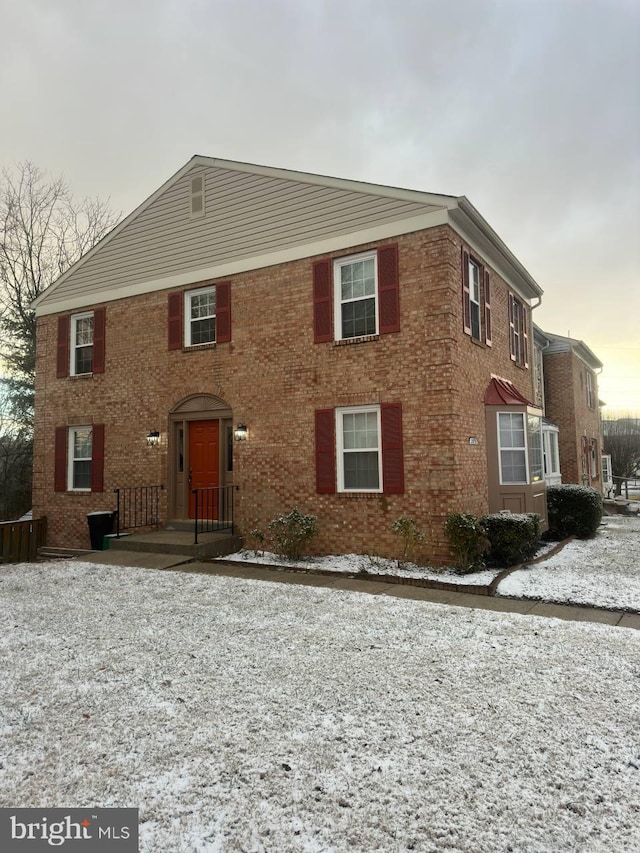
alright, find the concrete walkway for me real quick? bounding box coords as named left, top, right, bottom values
left=166, top=559, right=640, bottom=631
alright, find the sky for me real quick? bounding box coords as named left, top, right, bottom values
left=1, top=0, right=639, bottom=411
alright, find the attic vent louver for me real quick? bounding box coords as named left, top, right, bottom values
left=190, top=175, right=205, bottom=218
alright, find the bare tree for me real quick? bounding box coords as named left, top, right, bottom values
left=0, top=162, right=119, bottom=430
left=0, top=382, right=32, bottom=519
left=602, top=414, right=640, bottom=494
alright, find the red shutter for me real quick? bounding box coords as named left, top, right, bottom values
left=315, top=409, right=335, bottom=493
left=484, top=270, right=492, bottom=346
left=381, top=403, right=404, bottom=494
left=462, top=248, right=471, bottom=335
left=508, top=294, right=516, bottom=361
left=54, top=426, right=67, bottom=492
left=313, top=260, right=332, bottom=343
left=91, top=424, right=105, bottom=493
left=93, top=307, right=106, bottom=373
left=378, top=244, right=400, bottom=334
left=56, top=316, right=70, bottom=378
left=168, top=291, right=183, bottom=350
left=216, top=281, right=231, bottom=343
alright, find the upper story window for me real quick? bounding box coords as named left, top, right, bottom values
left=57, top=308, right=105, bottom=379
left=185, top=286, right=216, bottom=346
left=586, top=370, right=595, bottom=409
left=168, top=282, right=232, bottom=350
left=312, top=244, right=399, bottom=344
left=334, top=252, right=378, bottom=340
left=461, top=248, right=492, bottom=346
left=71, top=312, right=94, bottom=375
left=508, top=294, right=529, bottom=368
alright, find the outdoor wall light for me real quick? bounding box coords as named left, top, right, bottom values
left=233, top=423, right=248, bottom=442
left=147, top=430, right=160, bottom=447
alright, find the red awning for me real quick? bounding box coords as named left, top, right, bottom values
left=483, top=376, right=534, bottom=406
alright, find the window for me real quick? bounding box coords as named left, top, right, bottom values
left=68, top=426, right=93, bottom=490
left=334, top=252, right=378, bottom=340
left=509, top=294, right=528, bottom=367
left=586, top=371, right=595, bottom=408
left=601, top=454, right=612, bottom=484
left=498, top=412, right=528, bottom=484
left=185, top=286, right=216, bottom=346
left=543, top=429, right=560, bottom=477
left=315, top=403, right=404, bottom=494
left=336, top=406, right=382, bottom=492
left=468, top=258, right=482, bottom=340
left=590, top=438, right=598, bottom=478
left=71, top=312, right=94, bottom=375
left=528, top=415, right=543, bottom=482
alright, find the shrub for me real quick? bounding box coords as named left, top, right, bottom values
left=481, top=513, right=541, bottom=566
left=246, top=527, right=265, bottom=558
left=444, top=513, right=489, bottom=573
left=268, top=508, right=317, bottom=561
left=391, top=517, right=426, bottom=567
left=546, top=485, right=603, bottom=539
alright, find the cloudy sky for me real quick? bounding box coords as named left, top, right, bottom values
left=2, top=0, right=638, bottom=410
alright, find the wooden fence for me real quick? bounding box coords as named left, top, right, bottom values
left=0, top=517, right=47, bottom=564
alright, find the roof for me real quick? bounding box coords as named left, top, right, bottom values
left=533, top=325, right=603, bottom=371
left=33, top=156, right=544, bottom=316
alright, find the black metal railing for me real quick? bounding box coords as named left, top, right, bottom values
left=192, top=485, right=237, bottom=543
left=114, top=485, right=164, bottom=537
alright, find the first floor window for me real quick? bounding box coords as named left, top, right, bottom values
left=590, top=439, right=598, bottom=478
left=334, top=252, right=377, bottom=340
left=601, top=454, right=612, bottom=484
left=71, top=312, right=94, bottom=375
left=543, top=429, right=560, bottom=477
left=498, top=412, right=528, bottom=484
left=185, top=285, right=216, bottom=346
left=337, top=406, right=382, bottom=491
left=528, top=415, right=543, bottom=482
left=68, top=426, right=92, bottom=490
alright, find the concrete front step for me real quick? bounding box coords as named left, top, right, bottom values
left=108, top=529, right=242, bottom=560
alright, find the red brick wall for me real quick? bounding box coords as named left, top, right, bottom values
left=543, top=351, right=602, bottom=486
left=33, top=225, right=537, bottom=563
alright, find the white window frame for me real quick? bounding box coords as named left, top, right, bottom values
left=469, top=258, right=482, bottom=340
left=333, top=251, right=378, bottom=342
left=543, top=428, right=560, bottom=478
left=336, top=404, right=382, bottom=493
left=512, top=300, right=522, bottom=365
left=184, top=285, right=216, bottom=347
left=590, top=439, right=598, bottom=478
left=497, top=412, right=529, bottom=485
left=67, top=425, right=92, bottom=491
left=70, top=311, right=94, bottom=376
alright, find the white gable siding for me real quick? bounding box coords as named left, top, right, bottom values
left=40, top=165, right=441, bottom=312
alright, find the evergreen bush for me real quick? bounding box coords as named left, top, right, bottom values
left=546, top=485, right=603, bottom=539
left=444, top=513, right=489, bottom=573
left=481, top=512, right=540, bottom=566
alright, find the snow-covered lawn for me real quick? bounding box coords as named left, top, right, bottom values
left=1, top=561, right=639, bottom=852
left=498, top=516, right=640, bottom=612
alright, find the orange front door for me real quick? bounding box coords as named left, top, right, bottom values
left=188, top=419, right=220, bottom=518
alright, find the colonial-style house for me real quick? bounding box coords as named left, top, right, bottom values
left=32, top=157, right=547, bottom=564
left=533, top=326, right=605, bottom=490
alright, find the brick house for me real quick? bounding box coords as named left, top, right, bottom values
left=32, top=157, right=548, bottom=564
left=533, top=326, right=604, bottom=489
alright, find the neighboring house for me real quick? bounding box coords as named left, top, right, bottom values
left=533, top=326, right=604, bottom=490
left=31, top=157, right=548, bottom=564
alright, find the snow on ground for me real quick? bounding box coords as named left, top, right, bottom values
left=1, top=561, right=639, bottom=852
left=498, top=516, right=640, bottom=612
left=223, top=549, right=502, bottom=586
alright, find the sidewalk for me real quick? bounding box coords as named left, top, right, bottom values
left=174, top=559, right=640, bottom=631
